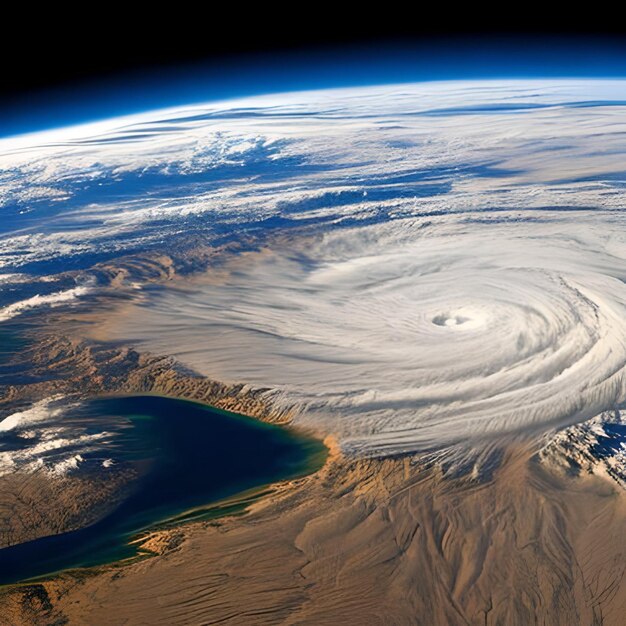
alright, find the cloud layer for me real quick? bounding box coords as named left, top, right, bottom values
left=4, top=80, right=626, bottom=455
left=99, top=80, right=626, bottom=455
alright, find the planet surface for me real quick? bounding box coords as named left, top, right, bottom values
left=2, top=79, right=626, bottom=624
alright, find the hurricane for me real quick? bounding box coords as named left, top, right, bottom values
left=116, top=210, right=626, bottom=456
left=3, top=79, right=626, bottom=456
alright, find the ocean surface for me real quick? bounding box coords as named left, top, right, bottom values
left=2, top=80, right=626, bottom=456
left=0, top=395, right=326, bottom=585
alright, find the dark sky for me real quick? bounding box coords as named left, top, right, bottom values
left=5, top=11, right=626, bottom=99
left=2, top=12, right=626, bottom=136
left=6, top=22, right=472, bottom=98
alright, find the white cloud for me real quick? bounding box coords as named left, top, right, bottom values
left=5, top=80, right=626, bottom=456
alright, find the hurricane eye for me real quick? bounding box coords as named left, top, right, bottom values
left=432, top=313, right=471, bottom=327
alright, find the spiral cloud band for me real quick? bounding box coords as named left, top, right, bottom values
left=104, top=81, right=626, bottom=455
left=118, top=215, right=626, bottom=455
left=3, top=80, right=626, bottom=455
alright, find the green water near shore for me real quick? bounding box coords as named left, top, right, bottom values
left=0, top=394, right=326, bottom=585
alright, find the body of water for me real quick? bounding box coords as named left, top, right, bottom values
left=0, top=395, right=326, bottom=585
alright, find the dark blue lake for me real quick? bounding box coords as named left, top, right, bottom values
left=0, top=395, right=326, bottom=586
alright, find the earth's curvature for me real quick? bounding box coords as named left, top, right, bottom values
left=3, top=79, right=626, bottom=463
left=5, top=78, right=626, bottom=625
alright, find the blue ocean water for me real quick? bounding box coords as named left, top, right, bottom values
left=0, top=395, right=326, bottom=586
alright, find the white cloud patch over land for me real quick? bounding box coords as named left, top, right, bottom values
left=5, top=80, right=626, bottom=456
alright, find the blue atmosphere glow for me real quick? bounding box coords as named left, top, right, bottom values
left=4, top=37, right=626, bottom=137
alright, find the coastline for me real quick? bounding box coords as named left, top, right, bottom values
left=0, top=394, right=329, bottom=587
left=2, top=247, right=626, bottom=624
left=4, top=434, right=626, bottom=626
left=0, top=241, right=333, bottom=559
left=0, top=258, right=334, bottom=588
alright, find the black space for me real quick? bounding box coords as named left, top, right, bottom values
left=4, top=10, right=626, bottom=102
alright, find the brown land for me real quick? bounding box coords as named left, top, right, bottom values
left=0, top=331, right=297, bottom=550
left=0, top=468, right=136, bottom=550
left=2, top=435, right=626, bottom=625
left=2, top=249, right=626, bottom=624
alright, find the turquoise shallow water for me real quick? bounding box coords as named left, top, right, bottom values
left=0, top=395, right=326, bottom=586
